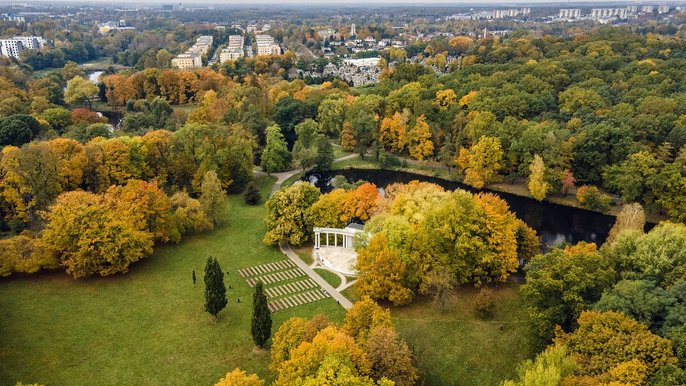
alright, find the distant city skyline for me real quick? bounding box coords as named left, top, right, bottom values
left=3, top=0, right=686, bottom=4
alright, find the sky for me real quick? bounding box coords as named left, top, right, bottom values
left=6, top=0, right=685, bottom=4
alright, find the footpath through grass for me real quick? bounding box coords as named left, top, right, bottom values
left=0, top=176, right=346, bottom=386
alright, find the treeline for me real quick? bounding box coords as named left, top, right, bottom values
left=0, top=122, right=253, bottom=277
left=502, top=208, right=686, bottom=385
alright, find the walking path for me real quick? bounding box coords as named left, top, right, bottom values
left=279, top=241, right=353, bottom=310
left=256, top=152, right=362, bottom=195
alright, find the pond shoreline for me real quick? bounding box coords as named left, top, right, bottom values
left=305, top=167, right=621, bottom=247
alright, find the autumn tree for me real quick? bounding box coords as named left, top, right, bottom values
left=456, top=136, right=504, bottom=189
left=356, top=234, right=413, bottom=306
left=606, top=203, right=645, bottom=245
left=528, top=154, right=550, bottom=201
left=501, top=346, right=575, bottom=386
left=215, top=368, right=264, bottom=386
left=261, top=125, right=291, bottom=175
left=340, top=121, right=357, bottom=151
left=65, top=76, right=99, bottom=110
left=204, top=256, right=227, bottom=321
left=263, top=182, right=321, bottom=246
left=379, top=110, right=408, bottom=153
left=408, top=115, right=434, bottom=160
left=557, top=311, right=677, bottom=383
left=43, top=191, right=154, bottom=278
left=365, top=326, right=418, bottom=386
left=313, top=135, right=334, bottom=171
left=200, top=170, right=227, bottom=225
left=251, top=281, right=272, bottom=348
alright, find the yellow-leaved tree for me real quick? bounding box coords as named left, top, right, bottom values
left=456, top=136, right=503, bottom=189
left=408, top=115, right=434, bottom=160
left=527, top=154, right=550, bottom=201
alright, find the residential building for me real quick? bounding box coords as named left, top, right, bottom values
left=171, top=53, right=202, bottom=69
left=591, top=8, right=628, bottom=20
left=0, top=39, right=23, bottom=59
left=641, top=5, right=654, bottom=13
left=0, top=36, right=45, bottom=59
left=219, top=35, right=244, bottom=63
left=658, top=5, right=670, bottom=14
left=255, top=34, right=281, bottom=56
left=559, top=8, right=581, bottom=20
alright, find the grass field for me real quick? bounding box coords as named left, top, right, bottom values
left=313, top=268, right=341, bottom=288
left=392, top=283, right=534, bottom=386
left=0, top=176, right=346, bottom=386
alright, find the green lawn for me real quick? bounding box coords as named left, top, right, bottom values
left=313, top=268, right=341, bottom=288
left=0, top=175, right=346, bottom=386
left=291, top=243, right=313, bottom=265
left=391, top=283, right=534, bottom=386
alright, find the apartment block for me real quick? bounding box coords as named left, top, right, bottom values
left=219, top=35, right=245, bottom=63
left=255, top=35, right=281, bottom=56
left=171, top=53, right=203, bottom=69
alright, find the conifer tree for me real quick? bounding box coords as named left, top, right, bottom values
left=204, top=256, right=227, bottom=321
left=251, top=280, right=272, bottom=347
left=243, top=181, right=262, bottom=205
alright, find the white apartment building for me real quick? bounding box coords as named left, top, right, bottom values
left=658, top=5, right=670, bottom=14
left=255, top=35, right=281, bottom=56
left=591, top=8, right=628, bottom=20
left=0, top=36, right=45, bottom=59
left=641, top=5, right=654, bottom=13
left=171, top=53, right=203, bottom=69
left=0, top=39, right=23, bottom=59
left=559, top=8, right=581, bottom=20
left=219, top=35, right=244, bottom=63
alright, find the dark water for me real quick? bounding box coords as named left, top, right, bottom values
left=304, top=168, right=617, bottom=247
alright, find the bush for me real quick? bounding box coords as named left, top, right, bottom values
left=576, top=185, right=611, bottom=213
left=243, top=181, right=262, bottom=205
left=379, top=150, right=401, bottom=168
left=474, top=288, right=496, bottom=319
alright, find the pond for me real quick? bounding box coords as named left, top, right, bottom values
left=304, top=168, right=617, bottom=247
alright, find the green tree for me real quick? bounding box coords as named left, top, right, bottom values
left=314, top=134, right=334, bottom=171
left=251, top=280, right=272, bottom=348
left=522, top=243, right=616, bottom=343
left=200, top=170, right=227, bottom=225
left=261, top=125, right=291, bottom=175
left=204, top=256, right=227, bottom=321
left=65, top=76, right=99, bottom=110
left=243, top=181, right=262, bottom=205
left=263, top=182, right=321, bottom=246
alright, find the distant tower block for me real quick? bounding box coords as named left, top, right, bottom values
left=351, top=23, right=356, bottom=37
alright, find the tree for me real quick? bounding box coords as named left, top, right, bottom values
left=251, top=281, right=272, bottom=348
left=456, top=136, right=504, bottom=189
left=65, top=76, right=99, bottom=110
left=340, top=121, right=356, bottom=151
left=408, top=115, right=434, bottom=160
left=200, top=170, right=227, bottom=225
left=43, top=191, right=154, bottom=278
left=318, top=97, right=347, bottom=136
left=560, top=170, right=575, bottom=196
left=313, top=135, right=334, bottom=171
left=528, top=155, right=550, bottom=201
left=292, top=119, right=318, bottom=171
left=606, top=203, right=645, bottom=244
left=421, top=264, right=454, bottom=311
left=501, top=345, right=575, bottom=386
left=0, top=115, right=39, bottom=147
left=576, top=185, right=611, bottom=212
left=204, top=256, right=227, bottom=321
left=356, top=234, right=413, bottom=306
left=261, top=125, right=291, bottom=175
left=243, top=181, right=262, bottom=205
left=215, top=368, right=264, bottom=386
left=263, top=182, right=321, bottom=246
left=557, top=311, right=677, bottom=382
left=521, top=243, right=615, bottom=343
left=379, top=110, right=408, bottom=153
left=365, top=326, right=418, bottom=386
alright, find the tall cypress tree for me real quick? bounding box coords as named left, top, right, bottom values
left=204, top=256, right=227, bottom=321
left=251, top=280, right=272, bottom=347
